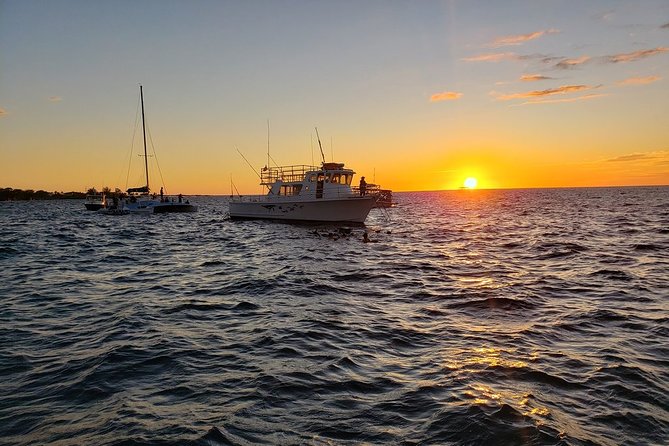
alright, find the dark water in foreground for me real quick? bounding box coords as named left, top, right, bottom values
left=1, top=187, right=668, bottom=446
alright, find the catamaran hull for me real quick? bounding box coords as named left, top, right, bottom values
left=229, top=197, right=376, bottom=223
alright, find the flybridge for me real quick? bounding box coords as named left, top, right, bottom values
left=260, top=163, right=352, bottom=185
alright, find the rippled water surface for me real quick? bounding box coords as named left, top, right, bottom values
left=1, top=187, right=668, bottom=445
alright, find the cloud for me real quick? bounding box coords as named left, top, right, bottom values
left=520, top=74, right=553, bottom=82
left=605, top=47, right=668, bottom=63
left=605, top=151, right=669, bottom=166
left=462, top=52, right=519, bottom=62
left=489, top=29, right=559, bottom=47
left=555, top=56, right=591, bottom=69
left=662, top=22, right=669, bottom=29
left=517, top=93, right=608, bottom=105
left=607, top=153, right=655, bottom=162
left=430, top=91, right=463, bottom=102
left=0, top=107, right=7, bottom=117
left=48, top=96, right=63, bottom=102
left=617, top=75, right=661, bottom=86
left=494, top=84, right=595, bottom=101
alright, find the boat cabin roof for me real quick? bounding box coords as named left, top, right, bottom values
left=260, top=163, right=355, bottom=185
left=127, top=186, right=149, bottom=194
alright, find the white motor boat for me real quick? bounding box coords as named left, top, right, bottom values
left=229, top=162, right=377, bottom=223
left=84, top=193, right=106, bottom=211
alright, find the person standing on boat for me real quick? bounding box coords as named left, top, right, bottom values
left=160, top=187, right=164, bottom=202
left=359, top=176, right=367, bottom=196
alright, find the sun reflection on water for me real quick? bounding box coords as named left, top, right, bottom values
left=443, top=346, right=529, bottom=371
left=444, top=346, right=551, bottom=420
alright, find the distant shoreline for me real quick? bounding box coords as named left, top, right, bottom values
left=2, top=184, right=667, bottom=201
left=1, top=188, right=86, bottom=201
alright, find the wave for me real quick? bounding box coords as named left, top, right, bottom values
left=449, top=296, right=537, bottom=311
left=589, top=269, right=634, bottom=281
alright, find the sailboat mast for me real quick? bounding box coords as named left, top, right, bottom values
left=140, top=85, right=149, bottom=191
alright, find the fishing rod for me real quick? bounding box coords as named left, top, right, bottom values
left=235, top=146, right=261, bottom=180
left=230, top=175, right=241, bottom=197
left=235, top=146, right=272, bottom=192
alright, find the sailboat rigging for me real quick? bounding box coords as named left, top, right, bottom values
left=99, top=85, right=197, bottom=214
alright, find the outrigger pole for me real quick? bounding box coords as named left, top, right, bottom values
left=315, top=127, right=326, bottom=165
left=235, top=146, right=273, bottom=193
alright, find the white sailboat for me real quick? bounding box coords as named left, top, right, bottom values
left=101, top=85, right=197, bottom=214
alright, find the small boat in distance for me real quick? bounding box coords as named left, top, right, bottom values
left=229, top=161, right=377, bottom=223
left=99, top=85, right=196, bottom=214
left=84, top=193, right=106, bottom=211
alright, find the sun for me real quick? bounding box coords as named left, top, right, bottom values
left=463, top=177, right=478, bottom=189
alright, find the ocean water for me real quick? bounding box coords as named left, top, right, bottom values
left=0, top=187, right=668, bottom=446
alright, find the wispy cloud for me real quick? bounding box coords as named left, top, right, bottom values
left=520, top=74, right=553, bottom=82
left=555, top=56, right=591, bottom=69
left=430, top=91, right=463, bottom=102
left=494, top=84, right=596, bottom=101
left=462, top=52, right=519, bottom=62
left=605, top=47, right=668, bottom=63
left=617, top=75, right=661, bottom=86
left=48, top=96, right=63, bottom=102
left=606, top=151, right=669, bottom=166
left=518, top=93, right=608, bottom=105
left=0, top=107, right=8, bottom=117
left=607, top=153, right=655, bottom=162
left=489, top=29, right=559, bottom=47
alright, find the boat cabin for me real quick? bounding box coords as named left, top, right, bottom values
left=261, top=163, right=357, bottom=199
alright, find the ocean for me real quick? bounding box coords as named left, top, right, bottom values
left=1, top=187, right=667, bottom=445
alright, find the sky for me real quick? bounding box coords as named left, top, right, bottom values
left=1, top=0, right=668, bottom=194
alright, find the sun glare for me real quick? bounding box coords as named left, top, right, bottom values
left=464, top=177, right=478, bottom=189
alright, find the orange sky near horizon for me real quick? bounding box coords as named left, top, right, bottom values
left=1, top=1, right=668, bottom=195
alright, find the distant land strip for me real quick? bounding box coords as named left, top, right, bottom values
left=1, top=187, right=89, bottom=201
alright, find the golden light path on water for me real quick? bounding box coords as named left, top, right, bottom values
left=443, top=347, right=551, bottom=417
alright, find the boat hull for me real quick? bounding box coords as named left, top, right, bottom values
left=229, top=196, right=376, bottom=223
left=121, top=198, right=198, bottom=214
left=84, top=203, right=105, bottom=211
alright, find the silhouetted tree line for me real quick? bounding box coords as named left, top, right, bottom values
left=1, top=187, right=87, bottom=201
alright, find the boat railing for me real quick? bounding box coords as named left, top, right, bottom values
left=261, top=165, right=319, bottom=185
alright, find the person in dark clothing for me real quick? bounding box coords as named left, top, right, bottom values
left=359, top=176, right=367, bottom=196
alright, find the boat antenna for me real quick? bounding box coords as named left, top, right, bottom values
left=140, top=84, right=150, bottom=192
left=315, top=127, right=326, bottom=165
left=267, top=119, right=270, bottom=170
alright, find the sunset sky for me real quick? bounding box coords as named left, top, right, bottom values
left=1, top=0, right=668, bottom=194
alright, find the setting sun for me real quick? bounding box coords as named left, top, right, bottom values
left=464, top=177, right=478, bottom=189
